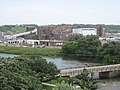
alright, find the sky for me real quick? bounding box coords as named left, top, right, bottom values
left=0, top=0, right=120, bottom=25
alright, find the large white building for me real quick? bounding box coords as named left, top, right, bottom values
left=72, top=28, right=97, bottom=36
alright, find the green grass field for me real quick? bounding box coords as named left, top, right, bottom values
left=0, top=46, right=61, bottom=56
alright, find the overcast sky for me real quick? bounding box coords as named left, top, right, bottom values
left=0, top=0, right=120, bottom=25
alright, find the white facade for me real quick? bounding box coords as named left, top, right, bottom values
left=7, top=38, right=25, bottom=44
left=26, top=40, right=40, bottom=45
left=72, top=28, right=97, bottom=36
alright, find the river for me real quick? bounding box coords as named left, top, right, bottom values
left=0, top=53, right=18, bottom=58
left=43, top=57, right=100, bottom=69
left=0, top=53, right=120, bottom=90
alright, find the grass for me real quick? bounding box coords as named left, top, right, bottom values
left=0, top=46, right=61, bottom=56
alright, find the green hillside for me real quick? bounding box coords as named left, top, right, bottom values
left=0, top=24, right=120, bottom=33
left=0, top=25, right=26, bottom=33
left=0, top=24, right=37, bottom=33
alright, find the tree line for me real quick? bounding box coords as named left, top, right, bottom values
left=0, top=24, right=37, bottom=33
left=62, top=35, right=120, bottom=64
left=0, top=24, right=120, bottom=33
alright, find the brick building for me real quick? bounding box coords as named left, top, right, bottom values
left=37, top=25, right=71, bottom=41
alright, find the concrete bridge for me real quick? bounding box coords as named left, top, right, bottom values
left=60, top=64, right=120, bottom=78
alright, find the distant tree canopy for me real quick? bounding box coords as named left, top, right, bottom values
left=0, top=25, right=26, bottom=33
left=0, top=24, right=120, bottom=33
left=0, top=24, right=37, bottom=33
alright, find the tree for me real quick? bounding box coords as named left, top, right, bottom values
left=52, top=81, right=88, bottom=90
left=68, top=34, right=83, bottom=41
left=72, top=69, right=98, bottom=90
left=22, top=55, right=58, bottom=81
left=62, top=41, right=78, bottom=55
left=0, top=55, right=58, bottom=90
left=0, top=58, right=42, bottom=90
left=97, top=42, right=120, bottom=64
left=76, top=35, right=101, bottom=57
left=62, top=35, right=101, bottom=58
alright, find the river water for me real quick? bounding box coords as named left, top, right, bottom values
left=0, top=53, right=18, bottom=58
left=0, top=53, right=120, bottom=90
left=43, top=57, right=100, bottom=69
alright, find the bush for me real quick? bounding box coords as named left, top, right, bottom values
left=0, top=55, right=59, bottom=89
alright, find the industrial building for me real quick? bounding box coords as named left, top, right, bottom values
left=2, top=25, right=107, bottom=47
left=72, top=28, right=97, bottom=36
left=23, top=25, right=106, bottom=40
left=72, top=25, right=106, bottom=37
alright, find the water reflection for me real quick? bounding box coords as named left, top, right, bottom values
left=43, top=57, right=99, bottom=69
left=0, top=53, right=18, bottom=58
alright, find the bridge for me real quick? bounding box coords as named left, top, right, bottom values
left=60, top=64, right=120, bottom=78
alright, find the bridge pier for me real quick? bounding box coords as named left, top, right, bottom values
left=118, top=70, right=120, bottom=76
left=99, top=71, right=110, bottom=79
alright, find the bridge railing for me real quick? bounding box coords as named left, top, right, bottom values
left=59, top=65, right=98, bottom=70
left=60, top=64, right=120, bottom=77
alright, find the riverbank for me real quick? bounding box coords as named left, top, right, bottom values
left=0, top=46, right=61, bottom=56
left=0, top=46, right=103, bottom=64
